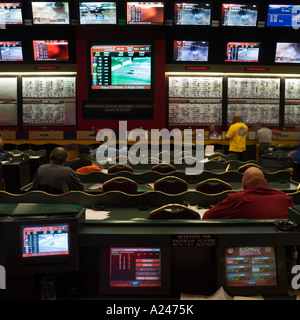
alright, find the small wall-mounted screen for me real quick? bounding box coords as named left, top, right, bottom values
left=33, top=40, right=69, bottom=61
left=127, top=2, right=164, bottom=25
left=0, top=41, right=23, bottom=61
left=79, top=2, right=117, bottom=25
left=32, top=2, right=70, bottom=24
left=222, top=3, right=258, bottom=27
left=275, top=42, right=300, bottom=63
left=174, top=40, right=209, bottom=62
left=225, top=42, right=260, bottom=62
left=174, top=2, right=211, bottom=25
left=0, top=2, right=23, bottom=24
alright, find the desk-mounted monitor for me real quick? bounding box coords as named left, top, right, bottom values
left=79, top=2, right=117, bottom=25
left=225, top=41, right=260, bottom=63
left=221, top=3, right=258, bottom=27
left=0, top=2, right=23, bottom=24
left=173, top=2, right=211, bottom=26
left=126, top=2, right=164, bottom=25
left=32, top=1, right=70, bottom=24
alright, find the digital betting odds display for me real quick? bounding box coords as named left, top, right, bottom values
left=0, top=2, right=23, bottom=24
left=0, top=41, right=23, bottom=61
left=33, top=40, right=69, bottom=61
left=79, top=2, right=117, bottom=25
left=174, top=2, right=211, bottom=25
left=174, top=41, right=209, bottom=62
left=225, top=247, right=278, bottom=287
left=267, top=4, right=300, bottom=27
left=275, top=43, right=300, bottom=63
left=225, top=42, right=260, bottom=62
left=32, top=2, right=69, bottom=24
left=110, top=248, right=161, bottom=287
left=22, top=224, right=69, bottom=258
left=127, top=2, right=164, bottom=25
left=222, top=3, right=258, bottom=27
left=90, top=44, right=152, bottom=90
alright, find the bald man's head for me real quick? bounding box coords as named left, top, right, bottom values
left=232, top=113, right=241, bottom=123
left=242, top=167, right=267, bottom=190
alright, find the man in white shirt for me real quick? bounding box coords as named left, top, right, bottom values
left=257, top=123, right=273, bottom=164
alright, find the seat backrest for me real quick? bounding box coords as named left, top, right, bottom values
left=238, top=163, right=262, bottom=173
left=148, top=204, right=200, bottom=220
left=196, top=179, right=232, bottom=194
left=102, top=177, right=138, bottom=194
left=154, top=176, right=188, bottom=194
left=107, top=164, right=134, bottom=174
left=151, top=163, right=176, bottom=173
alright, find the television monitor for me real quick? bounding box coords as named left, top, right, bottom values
left=225, top=42, right=260, bottom=62
left=22, top=224, right=69, bottom=258
left=0, top=41, right=23, bottom=61
left=126, top=2, right=164, bottom=25
left=33, top=40, right=69, bottom=61
left=221, top=3, right=258, bottom=27
left=79, top=2, right=117, bottom=25
left=217, top=246, right=288, bottom=295
left=267, top=4, right=300, bottom=27
left=275, top=42, right=300, bottom=64
left=174, top=40, right=209, bottom=62
left=110, top=248, right=161, bottom=287
left=174, top=2, right=211, bottom=25
left=0, top=2, right=23, bottom=24
left=88, top=41, right=154, bottom=97
left=32, top=1, right=70, bottom=24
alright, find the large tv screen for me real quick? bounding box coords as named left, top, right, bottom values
left=221, top=3, right=258, bottom=27
left=33, top=40, right=69, bottom=61
left=79, top=2, right=117, bottom=25
left=32, top=1, right=70, bottom=24
left=174, top=2, right=211, bottom=25
left=275, top=43, right=300, bottom=63
left=126, top=2, right=164, bottom=25
left=225, top=42, right=260, bottom=62
left=174, top=40, right=209, bottom=62
left=22, top=224, right=69, bottom=258
left=267, top=4, right=300, bottom=27
left=88, top=41, right=154, bottom=97
left=0, top=2, right=23, bottom=24
left=0, top=41, right=23, bottom=61
left=110, top=248, right=161, bottom=287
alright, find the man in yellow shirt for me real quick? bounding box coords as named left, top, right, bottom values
left=226, top=113, right=248, bottom=161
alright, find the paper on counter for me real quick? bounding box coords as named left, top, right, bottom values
left=85, top=209, right=110, bottom=220
left=187, top=205, right=208, bottom=219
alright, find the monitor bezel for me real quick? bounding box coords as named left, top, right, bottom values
left=224, top=41, right=261, bottom=63
left=31, top=1, right=71, bottom=25
left=99, top=246, right=171, bottom=295
left=173, top=1, right=212, bottom=26
left=217, top=245, right=288, bottom=296
left=87, top=39, right=155, bottom=98
left=78, top=1, right=118, bottom=25
left=221, top=3, right=259, bottom=28
left=126, top=1, right=165, bottom=25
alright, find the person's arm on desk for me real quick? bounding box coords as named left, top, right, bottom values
left=202, top=196, right=235, bottom=219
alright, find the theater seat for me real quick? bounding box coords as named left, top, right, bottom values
left=102, top=177, right=138, bottom=194
left=148, top=204, right=200, bottom=220
left=107, top=164, right=134, bottom=174
left=32, top=184, right=64, bottom=194
left=238, top=163, right=262, bottom=173
left=153, top=176, right=188, bottom=194
left=196, top=178, right=232, bottom=194
left=151, top=163, right=176, bottom=174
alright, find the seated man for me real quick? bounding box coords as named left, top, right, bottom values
left=32, top=147, right=84, bottom=193
left=65, top=145, right=94, bottom=171
left=0, top=138, right=12, bottom=161
left=202, top=167, right=294, bottom=220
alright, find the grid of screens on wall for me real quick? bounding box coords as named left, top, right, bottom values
left=32, top=1, right=70, bottom=24
left=21, top=224, right=70, bottom=258
left=88, top=42, right=154, bottom=97
left=79, top=2, right=117, bottom=25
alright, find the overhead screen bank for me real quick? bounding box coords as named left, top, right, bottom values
left=1, top=202, right=300, bottom=300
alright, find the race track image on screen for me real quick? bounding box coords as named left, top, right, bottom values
left=127, top=2, right=164, bottom=25
left=0, top=2, right=23, bottom=24
left=225, top=42, right=260, bottom=62
left=32, top=1, right=69, bottom=24
left=222, top=3, right=257, bottom=27
left=275, top=43, right=300, bottom=63
left=174, top=41, right=209, bottom=62
left=22, top=224, right=69, bottom=257
left=90, top=44, right=152, bottom=89
left=174, top=2, right=211, bottom=25
left=79, top=2, right=116, bottom=24
left=0, top=41, right=23, bottom=61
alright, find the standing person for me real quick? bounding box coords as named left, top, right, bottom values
left=32, top=147, right=84, bottom=193
left=256, top=122, right=273, bottom=165
left=226, top=113, right=248, bottom=161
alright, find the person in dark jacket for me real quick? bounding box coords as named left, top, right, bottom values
left=65, top=145, right=94, bottom=171
left=0, top=138, right=12, bottom=161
